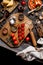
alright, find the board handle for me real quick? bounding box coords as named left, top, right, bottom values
left=29, top=30, right=37, bottom=47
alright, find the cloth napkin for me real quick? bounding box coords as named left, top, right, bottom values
left=16, top=46, right=43, bottom=61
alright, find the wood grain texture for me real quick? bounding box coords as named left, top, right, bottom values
left=0, top=13, right=33, bottom=48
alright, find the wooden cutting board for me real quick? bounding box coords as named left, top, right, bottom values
left=0, top=13, right=33, bottom=48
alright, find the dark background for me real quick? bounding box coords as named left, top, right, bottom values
left=0, top=47, right=43, bottom=64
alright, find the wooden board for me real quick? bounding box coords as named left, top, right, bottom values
left=1, top=1, right=19, bottom=13
left=0, top=18, right=5, bottom=23
left=0, top=13, right=33, bottom=48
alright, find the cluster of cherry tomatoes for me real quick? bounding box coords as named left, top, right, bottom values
left=10, top=23, right=25, bottom=45
left=10, top=33, right=19, bottom=45
left=18, top=23, right=25, bottom=41
left=28, top=0, right=42, bottom=10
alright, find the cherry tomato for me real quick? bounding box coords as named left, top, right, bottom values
left=10, top=33, right=14, bottom=37
left=21, top=1, right=26, bottom=6
left=13, top=36, right=16, bottom=41
left=22, top=31, right=24, bottom=35
left=21, top=23, right=25, bottom=27
left=22, top=35, right=24, bottom=39
left=21, top=27, right=24, bottom=31
left=18, top=29, right=21, bottom=33
left=26, top=37, right=30, bottom=42
left=19, top=36, right=22, bottom=41
left=18, top=33, right=22, bottom=37
left=14, top=40, right=19, bottom=45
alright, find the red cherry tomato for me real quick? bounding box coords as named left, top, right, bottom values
left=19, top=36, right=22, bottom=41
left=21, top=23, right=25, bottom=27
left=13, top=36, right=16, bottom=41
left=18, top=29, right=21, bottom=33
left=22, top=35, right=24, bottom=39
left=22, top=31, right=24, bottom=35
left=26, top=37, right=30, bottom=42
left=10, top=33, right=14, bottom=37
left=21, top=1, right=26, bottom=6
left=18, top=27, right=21, bottom=29
left=18, top=33, right=22, bottom=37
left=14, top=40, right=19, bottom=45
left=21, top=27, right=24, bottom=31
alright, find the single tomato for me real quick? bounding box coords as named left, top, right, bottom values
left=21, top=27, right=24, bottom=31
left=13, top=36, right=16, bottom=41
left=26, top=37, right=30, bottom=42
left=10, top=33, right=14, bottom=37
left=19, top=36, right=22, bottom=41
left=14, top=40, right=19, bottom=45
left=21, top=23, right=25, bottom=27
left=22, top=35, right=24, bottom=39
left=21, top=1, right=26, bottom=6
left=18, top=29, right=21, bottom=33
left=22, top=31, right=24, bottom=35
left=18, top=33, right=22, bottom=37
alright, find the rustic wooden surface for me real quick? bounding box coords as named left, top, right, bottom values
left=0, top=13, right=33, bottom=47
left=0, top=18, right=5, bottom=23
